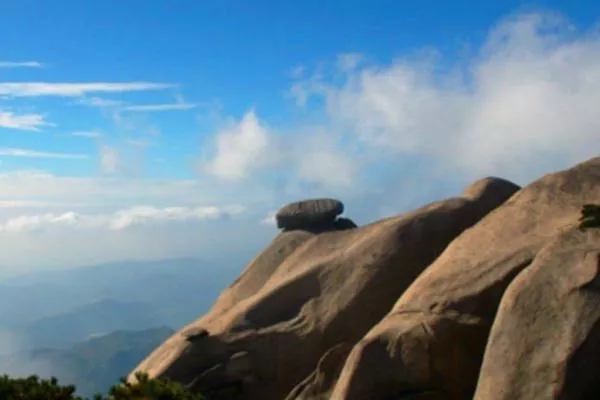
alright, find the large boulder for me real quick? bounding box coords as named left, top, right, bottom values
left=129, top=177, right=518, bottom=400
left=474, top=226, right=600, bottom=400
left=330, top=157, right=600, bottom=400
left=276, top=198, right=345, bottom=231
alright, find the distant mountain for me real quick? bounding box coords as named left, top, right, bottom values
left=0, top=326, right=174, bottom=398
left=0, top=258, right=238, bottom=348
left=14, top=299, right=162, bottom=349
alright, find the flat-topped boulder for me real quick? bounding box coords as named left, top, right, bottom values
left=276, top=198, right=345, bottom=231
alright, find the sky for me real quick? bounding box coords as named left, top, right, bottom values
left=1, top=0, right=600, bottom=273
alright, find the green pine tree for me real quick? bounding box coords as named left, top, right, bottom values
left=0, top=372, right=204, bottom=400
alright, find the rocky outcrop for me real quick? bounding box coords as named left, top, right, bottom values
left=473, top=227, right=600, bottom=399
left=329, top=157, right=600, bottom=399
left=129, top=156, right=600, bottom=400
left=129, top=177, right=518, bottom=400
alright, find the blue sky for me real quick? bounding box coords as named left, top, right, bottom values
left=1, top=1, right=600, bottom=271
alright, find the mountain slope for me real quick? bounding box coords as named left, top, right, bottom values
left=0, top=258, right=237, bottom=351
left=15, top=299, right=161, bottom=349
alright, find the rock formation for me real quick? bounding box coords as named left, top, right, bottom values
left=275, top=198, right=353, bottom=233
left=329, top=157, right=600, bottom=400
left=129, top=156, right=600, bottom=400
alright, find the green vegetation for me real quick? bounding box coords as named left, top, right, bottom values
left=0, top=371, right=203, bottom=400
left=578, top=204, right=600, bottom=230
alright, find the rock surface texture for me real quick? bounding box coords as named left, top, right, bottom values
left=130, top=156, right=600, bottom=400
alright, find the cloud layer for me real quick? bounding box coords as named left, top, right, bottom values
left=2, top=11, right=600, bottom=271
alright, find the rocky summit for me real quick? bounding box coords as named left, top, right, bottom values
left=129, top=156, right=600, bottom=400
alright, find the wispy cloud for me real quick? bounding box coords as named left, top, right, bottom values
left=336, top=53, right=364, bottom=72
left=288, top=65, right=306, bottom=79
left=127, top=138, right=153, bottom=148
left=122, top=103, right=197, bottom=112
left=0, top=61, right=44, bottom=68
left=123, top=94, right=197, bottom=112
left=0, top=82, right=175, bottom=97
left=0, top=148, right=89, bottom=160
left=0, top=111, right=52, bottom=131
left=0, top=204, right=246, bottom=232
left=70, top=131, right=101, bottom=138
left=99, top=145, right=120, bottom=174
left=76, top=97, right=124, bottom=108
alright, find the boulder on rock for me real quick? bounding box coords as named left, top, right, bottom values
left=276, top=198, right=344, bottom=231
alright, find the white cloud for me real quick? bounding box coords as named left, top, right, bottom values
left=99, top=145, right=120, bottom=174
left=0, top=204, right=246, bottom=233
left=107, top=204, right=245, bottom=230
left=122, top=103, right=197, bottom=112
left=336, top=53, right=364, bottom=72
left=0, top=111, right=52, bottom=131
left=289, top=11, right=600, bottom=182
left=288, top=72, right=328, bottom=107
left=0, top=148, right=89, bottom=159
left=260, top=210, right=277, bottom=226
left=0, top=82, right=175, bottom=97
left=200, top=111, right=359, bottom=190
left=202, top=111, right=273, bottom=181
left=2, top=212, right=84, bottom=232
left=0, top=61, right=44, bottom=68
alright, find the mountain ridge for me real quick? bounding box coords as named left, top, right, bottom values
left=129, top=156, right=600, bottom=400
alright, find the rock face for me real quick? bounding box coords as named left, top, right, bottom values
left=330, top=157, right=600, bottom=399
left=129, top=177, right=519, bottom=400
left=129, top=156, right=600, bottom=400
left=473, top=227, right=600, bottom=400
